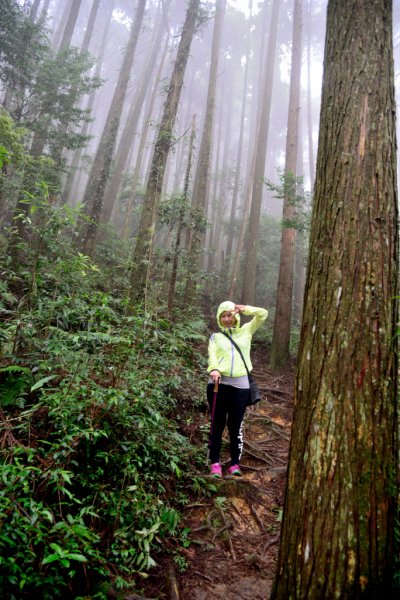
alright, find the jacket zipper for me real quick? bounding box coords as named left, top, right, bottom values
left=229, top=329, right=234, bottom=376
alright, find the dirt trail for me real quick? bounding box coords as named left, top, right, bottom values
left=143, top=346, right=295, bottom=600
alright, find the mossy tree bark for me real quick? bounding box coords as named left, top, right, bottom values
left=272, top=1, right=398, bottom=598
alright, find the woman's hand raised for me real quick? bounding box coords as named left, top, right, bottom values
left=233, top=304, right=246, bottom=314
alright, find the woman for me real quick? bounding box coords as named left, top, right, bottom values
left=207, top=300, right=268, bottom=478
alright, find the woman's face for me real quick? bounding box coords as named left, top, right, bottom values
left=220, top=310, right=236, bottom=328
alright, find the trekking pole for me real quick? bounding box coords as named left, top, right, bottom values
left=206, top=380, right=219, bottom=466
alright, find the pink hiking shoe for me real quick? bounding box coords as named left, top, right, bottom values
left=210, top=462, right=222, bottom=478
left=228, top=464, right=242, bottom=477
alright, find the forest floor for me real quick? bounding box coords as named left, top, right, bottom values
left=140, top=344, right=295, bottom=600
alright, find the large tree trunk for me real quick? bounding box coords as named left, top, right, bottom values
left=80, top=0, right=146, bottom=254
left=184, top=0, right=227, bottom=304
left=272, top=1, right=398, bottom=598
left=269, top=0, right=303, bottom=369
left=241, top=0, right=279, bottom=305
left=128, top=0, right=201, bottom=307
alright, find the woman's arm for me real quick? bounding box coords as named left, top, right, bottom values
left=241, top=305, right=268, bottom=334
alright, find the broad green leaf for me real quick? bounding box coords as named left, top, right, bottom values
left=30, top=375, right=57, bottom=392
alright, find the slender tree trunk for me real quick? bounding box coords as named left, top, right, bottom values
left=225, top=0, right=253, bottom=262
left=128, top=0, right=201, bottom=307
left=100, top=3, right=169, bottom=225
left=52, top=0, right=101, bottom=189
left=58, top=0, right=82, bottom=51
left=52, top=1, right=70, bottom=48
left=241, top=0, right=280, bottom=304
left=272, top=1, right=398, bottom=597
left=306, top=0, right=315, bottom=186
left=30, top=0, right=83, bottom=158
left=184, top=0, right=227, bottom=303
left=293, top=231, right=306, bottom=324
left=80, top=0, right=100, bottom=53
left=11, top=0, right=85, bottom=252
left=269, top=0, right=303, bottom=369
left=122, top=34, right=170, bottom=239
left=29, top=0, right=41, bottom=21
left=243, top=0, right=269, bottom=184
left=80, top=0, right=146, bottom=254
left=210, top=83, right=232, bottom=276
left=206, top=80, right=226, bottom=274
left=38, top=0, right=51, bottom=21
left=227, top=146, right=256, bottom=299
left=292, top=109, right=306, bottom=323
left=167, top=114, right=196, bottom=316
left=62, top=2, right=113, bottom=206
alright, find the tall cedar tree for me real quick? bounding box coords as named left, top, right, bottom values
left=272, top=1, right=398, bottom=598
left=122, top=34, right=170, bottom=239
left=225, top=0, right=253, bottom=262
left=62, top=1, right=113, bottom=206
left=100, top=1, right=168, bottom=225
left=129, top=0, right=201, bottom=306
left=184, top=0, right=226, bottom=303
left=241, top=0, right=279, bottom=304
left=80, top=0, right=146, bottom=254
left=269, top=0, right=303, bottom=368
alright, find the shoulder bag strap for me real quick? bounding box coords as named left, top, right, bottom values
left=221, top=331, right=251, bottom=377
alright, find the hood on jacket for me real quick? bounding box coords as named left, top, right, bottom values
left=216, top=300, right=240, bottom=331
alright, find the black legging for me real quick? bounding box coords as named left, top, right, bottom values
left=207, top=383, right=248, bottom=466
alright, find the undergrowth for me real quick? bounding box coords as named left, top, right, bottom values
left=0, top=199, right=209, bottom=598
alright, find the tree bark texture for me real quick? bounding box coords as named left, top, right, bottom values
left=129, top=0, right=201, bottom=306
left=269, top=0, right=303, bottom=369
left=80, top=0, right=146, bottom=254
left=272, top=1, right=398, bottom=598
left=241, top=0, right=279, bottom=305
